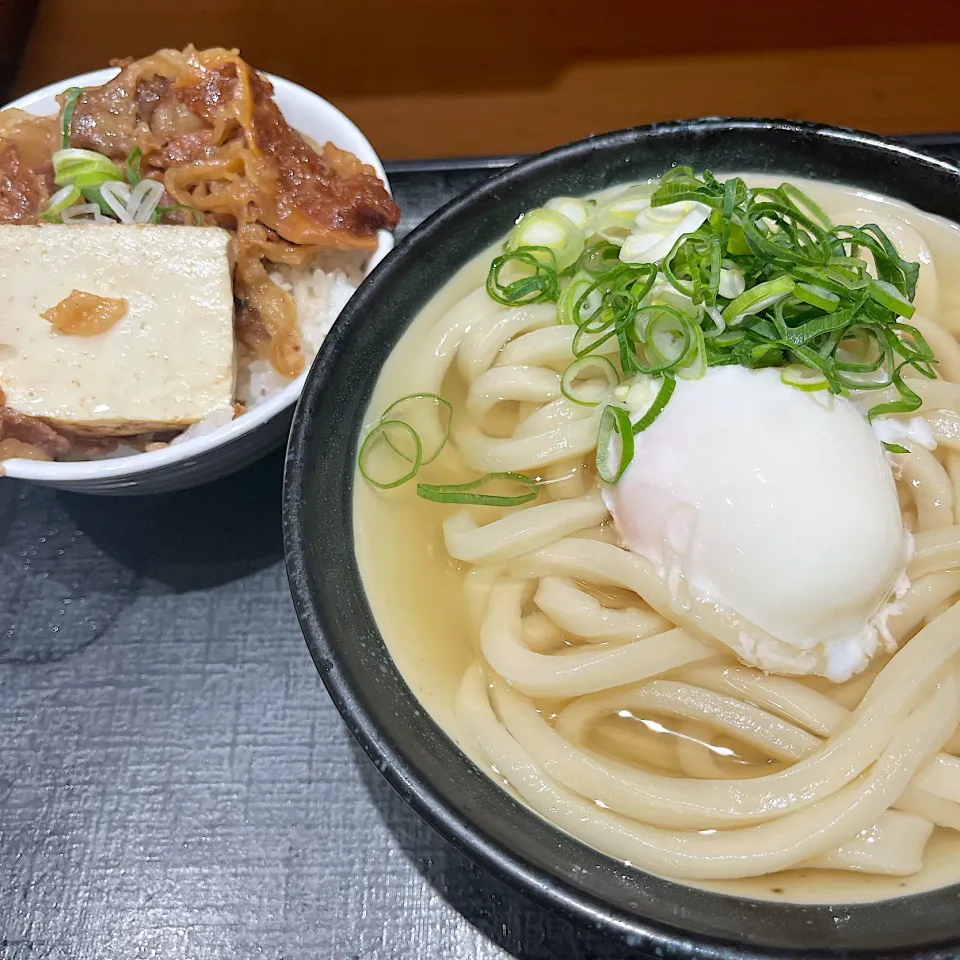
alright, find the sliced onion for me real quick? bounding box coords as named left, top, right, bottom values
left=99, top=181, right=134, bottom=223
left=42, top=184, right=81, bottom=219
left=131, top=180, right=165, bottom=222
left=62, top=203, right=112, bottom=224
left=561, top=355, right=620, bottom=407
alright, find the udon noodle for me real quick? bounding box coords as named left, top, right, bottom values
left=354, top=175, right=960, bottom=903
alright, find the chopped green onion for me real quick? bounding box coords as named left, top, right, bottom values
left=545, top=196, right=594, bottom=231
left=153, top=204, right=204, bottom=225
left=557, top=272, right=598, bottom=326
left=866, top=368, right=922, bottom=421
left=506, top=209, right=585, bottom=272
left=593, top=185, right=656, bottom=243
left=596, top=405, right=634, bottom=483
left=487, top=247, right=559, bottom=305
left=53, top=148, right=123, bottom=188
left=794, top=282, right=840, bottom=313
left=417, top=472, right=539, bottom=506
left=718, top=267, right=745, bottom=299
left=125, top=146, right=143, bottom=187
left=676, top=314, right=707, bottom=380
left=642, top=309, right=694, bottom=368
left=484, top=166, right=928, bottom=470
left=722, top=276, right=796, bottom=327
left=882, top=441, right=909, bottom=455
left=358, top=420, right=422, bottom=489
left=379, top=393, right=452, bottom=464
left=781, top=364, right=829, bottom=392
left=41, top=184, right=81, bottom=221
left=780, top=183, right=832, bottom=228
left=579, top=241, right=623, bottom=275
left=72, top=170, right=123, bottom=190
left=869, top=279, right=916, bottom=319
left=560, top=355, right=619, bottom=406
left=632, top=374, right=676, bottom=434
left=59, top=87, right=83, bottom=150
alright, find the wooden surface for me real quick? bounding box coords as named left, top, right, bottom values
left=12, top=0, right=960, bottom=158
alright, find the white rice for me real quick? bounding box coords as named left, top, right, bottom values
left=172, top=251, right=365, bottom=446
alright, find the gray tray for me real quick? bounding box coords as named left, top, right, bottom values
left=4, top=138, right=960, bottom=960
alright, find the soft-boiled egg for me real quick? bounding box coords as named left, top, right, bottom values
left=602, top=366, right=912, bottom=681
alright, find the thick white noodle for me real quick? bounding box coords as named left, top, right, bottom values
left=367, top=216, right=960, bottom=887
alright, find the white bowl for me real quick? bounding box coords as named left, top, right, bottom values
left=0, top=68, right=394, bottom=495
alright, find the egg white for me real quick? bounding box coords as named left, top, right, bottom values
left=602, top=365, right=912, bottom=681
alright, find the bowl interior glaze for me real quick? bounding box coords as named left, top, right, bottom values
left=284, top=119, right=960, bottom=959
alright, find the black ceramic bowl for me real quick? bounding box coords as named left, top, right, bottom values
left=283, top=119, right=960, bottom=959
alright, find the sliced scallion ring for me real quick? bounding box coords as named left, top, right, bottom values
left=41, top=184, right=81, bottom=221
left=579, top=241, right=622, bottom=275
left=53, top=148, right=123, bottom=187
left=781, top=363, right=829, bottom=392
left=487, top=247, right=560, bottom=305
left=632, top=374, right=676, bottom=434
left=882, top=441, right=909, bottom=454
left=545, top=196, right=594, bottom=231
left=380, top=393, right=453, bottom=464
left=632, top=304, right=701, bottom=377
left=417, top=472, right=538, bottom=506
left=721, top=276, right=796, bottom=327
left=596, top=405, right=634, bottom=483
left=506, top=209, right=585, bottom=272
left=560, top=356, right=619, bottom=407
left=358, top=420, right=423, bottom=489
left=676, top=315, right=707, bottom=380
left=866, top=368, right=922, bottom=421
left=558, top=272, right=599, bottom=326
left=644, top=310, right=692, bottom=367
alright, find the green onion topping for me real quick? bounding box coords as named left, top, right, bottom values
left=379, top=393, right=453, bottom=464
left=486, top=247, right=560, bottom=305
left=153, top=204, right=205, bottom=225
left=358, top=419, right=422, bottom=489
left=53, top=148, right=124, bottom=188
left=506, top=208, right=585, bottom=272
left=632, top=374, right=676, bottom=434
left=560, top=355, right=619, bottom=406
left=596, top=405, right=634, bottom=483
left=417, top=472, right=539, bottom=506
left=125, top=146, right=143, bottom=187
left=59, top=87, right=83, bottom=150
left=483, top=166, right=931, bottom=474
left=358, top=392, right=540, bottom=507
left=41, top=184, right=81, bottom=221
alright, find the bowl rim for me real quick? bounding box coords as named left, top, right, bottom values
left=284, top=116, right=960, bottom=959
left=0, top=66, right=395, bottom=483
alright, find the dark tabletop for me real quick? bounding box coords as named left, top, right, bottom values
left=4, top=139, right=960, bottom=960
